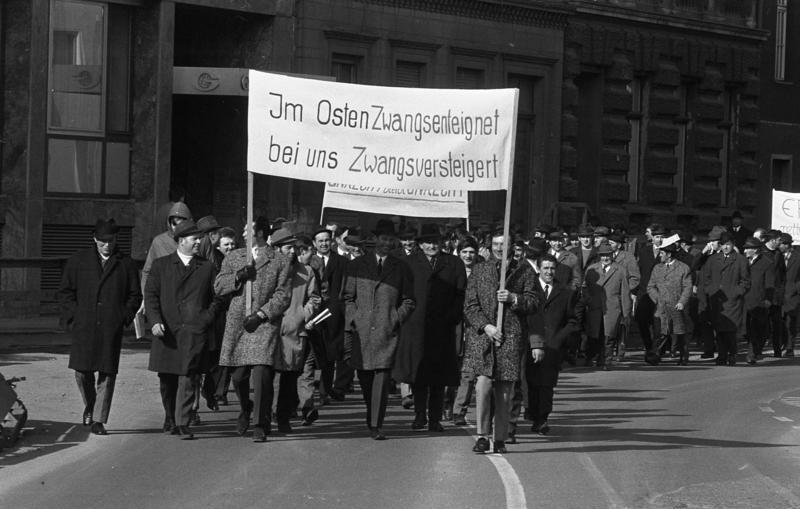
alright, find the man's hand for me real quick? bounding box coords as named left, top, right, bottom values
left=151, top=323, right=165, bottom=337
left=675, top=302, right=684, bottom=311
left=531, top=348, right=545, bottom=363
left=235, top=265, right=257, bottom=284
left=243, top=312, right=265, bottom=333
left=496, top=289, right=516, bottom=304
left=484, top=324, right=503, bottom=342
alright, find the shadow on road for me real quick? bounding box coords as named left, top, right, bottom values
left=0, top=419, right=90, bottom=467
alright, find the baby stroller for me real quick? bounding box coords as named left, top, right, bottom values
left=0, top=372, right=27, bottom=448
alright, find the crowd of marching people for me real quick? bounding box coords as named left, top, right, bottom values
left=57, top=201, right=798, bottom=453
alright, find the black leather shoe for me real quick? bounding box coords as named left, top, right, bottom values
left=453, top=413, right=467, bottom=426
left=189, top=410, right=201, bottom=426
left=472, top=437, right=490, bottom=453
left=82, top=407, right=93, bottom=426
left=493, top=440, right=507, bottom=454
left=401, top=396, right=414, bottom=409
left=163, top=417, right=175, bottom=434
left=329, top=390, right=346, bottom=402
left=301, top=408, right=319, bottom=426
left=175, top=425, right=194, bottom=440
left=411, top=416, right=427, bottom=430
left=252, top=426, right=267, bottom=442
left=370, top=427, right=386, bottom=440
left=538, top=421, right=550, bottom=435
left=236, top=401, right=253, bottom=436
left=90, top=422, right=108, bottom=435
left=428, top=421, right=444, bottom=432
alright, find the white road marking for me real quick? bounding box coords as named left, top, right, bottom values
left=56, top=425, right=76, bottom=443
left=466, top=424, right=527, bottom=509
left=759, top=406, right=775, bottom=413
left=578, top=453, right=626, bottom=509
left=773, top=416, right=793, bottom=422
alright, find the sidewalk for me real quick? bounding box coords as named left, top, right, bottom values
left=0, top=315, right=137, bottom=351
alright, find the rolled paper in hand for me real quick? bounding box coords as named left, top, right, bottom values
left=309, top=308, right=332, bottom=326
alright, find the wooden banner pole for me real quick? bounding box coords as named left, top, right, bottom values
left=245, top=171, right=254, bottom=314
left=495, top=89, right=520, bottom=334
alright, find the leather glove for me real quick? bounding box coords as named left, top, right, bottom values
left=235, top=265, right=257, bottom=284
left=243, top=312, right=264, bottom=333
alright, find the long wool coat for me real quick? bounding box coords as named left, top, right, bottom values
left=646, top=259, right=693, bottom=335
left=58, top=248, right=142, bottom=374
left=274, top=263, right=319, bottom=372
left=145, top=253, right=220, bottom=375
left=698, top=251, right=750, bottom=333
left=393, top=252, right=467, bottom=387
left=583, top=262, right=632, bottom=339
left=462, top=258, right=539, bottom=382
left=783, top=250, right=800, bottom=314
left=216, top=247, right=292, bottom=367
left=343, top=253, right=415, bottom=371
left=309, top=251, right=348, bottom=362
left=744, top=254, right=775, bottom=311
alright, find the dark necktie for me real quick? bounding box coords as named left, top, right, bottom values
left=377, top=257, right=383, bottom=274
left=544, top=284, right=550, bottom=300
left=430, top=256, right=437, bottom=270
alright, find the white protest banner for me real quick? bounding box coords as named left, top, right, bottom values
left=322, top=182, right=468, bottom=219
left=771, top=189, right=800, bottom=239
left=247, top=70, right=517, bottom=191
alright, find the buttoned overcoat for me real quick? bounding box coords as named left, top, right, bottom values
left=216, top=247, right=291, bottom=367
left=343, top=254, right=416, bottom=370
left=783, top=250, right=800, bottom=314
left=393, top=252, right=467, bottom=386
left=275, top=263, right=319, bottom=372
left=744, top=254, right=775, bottom=311
left=146, top=253, right=219, bottom=374
left=647, top=260, right=693, bottom=335
left=58, top=248, right=142, bottom=374
left=583, top=262, right=632, bottom=338
left=698, top=251, right=750, bottom=332
left=462, top=258, right=539, bottom=382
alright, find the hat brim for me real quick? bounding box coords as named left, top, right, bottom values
left=94, top=233, right=117, bottom=242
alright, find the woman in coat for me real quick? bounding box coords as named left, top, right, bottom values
left=57, top=219, right=142, bottom=435
left=462, top=231, right=539, bottom=454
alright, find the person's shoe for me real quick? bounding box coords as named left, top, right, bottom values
left=329, top=390, right=346, bottom=402
left=538, top=421, right=550, bottom=435
left=493, top=440, right=507, bottom=454
left=700, top=353, right=715, bottom=359
left=205, top=394, right=219, bottom=412
left=401, top=396, right=414, bottom=409
left=411, top=416, right=427, bottom=430
left=679, top=359, right=689, bottom=366
left=90, top=422, right=108, bottom=435
left=428, top=421, right=444, bottom=432
left=163, top=417, right=175, bottom=434
left=82, top=407, right=93, bottom=426
left=277, top=420, right=292, bottom=434
left=370, top=427, right=386, bottom=440
left=746, top=357, right=757, bottom=365
left=301, top=408, right=319, bottom=426
left=189, top=410, right=201, bottom=426
left=715, top=357, right=725, bottom=366
left=175, top=425, right=194, bottom=440
left=728, top=358, right=737, bottom=366
left=453, top=413, right=467, bottom=426
left=472, top=437, right=490, bottom=453
left=236, top=401, right=253, bottom=436
left=252, top=426, right=267, bottom=443
left=602, top=364, right=610, bottom=371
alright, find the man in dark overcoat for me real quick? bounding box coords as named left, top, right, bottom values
left=343, top=220, right=415, bottom=440
left=780, top=233, right=799, bottom=357
left=743, top=237, right=775, bottom=364
left=525, top=254, right=582, bottom=435
left=215, top=217, right=291, bottom=442
left=393, top=223, right=467, bottom=432
left=634, top=224, right=666, bottom=357
left=310, top=228, right=350, bottom=402
left=57, top=219, right=142, bottom=435
left=146, top=220, right=221, bottom=439
left=698, top=232, right=750, bottom=365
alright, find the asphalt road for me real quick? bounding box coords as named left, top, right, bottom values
left=2, top=349, right=799, bottom=509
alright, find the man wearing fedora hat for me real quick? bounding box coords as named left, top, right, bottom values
left=393, top=223, right=466, bottom=432
left=646, top=238, right=693, bottom=365
left=742, top=237, right=775, bottom=364
left=779, top=233, right=799, bottom=357
left=145, top=220, right=222, bottom=439
left=57, top=219, right=142, bottom=435
left=569, top=224, right=598, bottom=273
left=197, top=215, right=222, bottom=261
left=762, top=230, right=787, bottom=357
left=343, top=219, right=415, bottom=440
left=698, top=232, right=750, bottom=365
left=548, top=230, right=581, bottom=289
left=582, top=242, right=632, bottom=369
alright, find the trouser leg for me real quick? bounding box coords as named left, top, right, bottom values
left=229, top=366, right=251, bottom=412
left=75, top=370, right=96, bottom=418
left=453, top=371, right=475, bottom=415
left=94, top=372, right=116, bottom=424
left=176, top=374, right=196, bottom=426
left=475, top=375, right=492, bottom=436
left=357, top=369, right=374, bottom=427
left=428, top=385, right=444, bottom=424
left=530, top=385, right=553, bottom=424
left=297, top=348, right=317, bottom=413
left=492, top=381, right=514, bottom=442
left=334, top=359, right=355, bottom=394
left=158, top=373, right=178, bottom=423
left=635, top=295, right=655, bottom=351
left=251, top=365, right=275, bottom=428
left=769, top=305, right=784, bottom=355
left=358, top=369, right=389, bottom=429
left=413, top=384, right=429, bottom=421
left=509, top=380, right=523, bottom=434
left=604, top=335, right=617, bottom=365
left=276, top=371, right=299, bottom=423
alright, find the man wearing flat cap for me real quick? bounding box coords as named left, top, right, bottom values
left=393, top=223, right=466, bottom=432
left=215, top=217, right=291, bottom=442
left=343, top=219, right=416, bottom=440
left=742, top=237, right=775, bottom=364
left=698, top=232, right=750, bottom=365
left=58, top=219, right=142, bottom=435
left=146, top=220, right=221, bottom=439
left=646, top=239, right=693, bottom=365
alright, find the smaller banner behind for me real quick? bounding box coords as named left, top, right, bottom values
left=322, top=183, right=468, bottom=219
left=771, top=189, right=800, bottom=239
